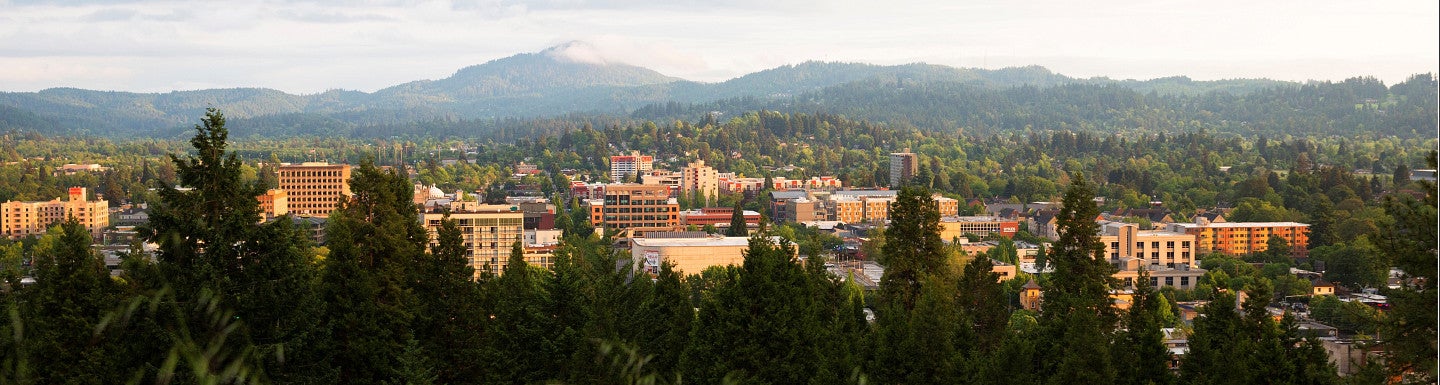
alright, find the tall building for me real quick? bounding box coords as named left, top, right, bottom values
left=1166, top=218, right=1311, bottom=258
left=681, top=160, right=719, bottom=204
left=420, top=202, right=527, bottom=279
left=277, top=162, right=352, bottom=217
left=2, top=187, right=109, bottom=240
left=587, top=184, right=680, bottom=233
left=609, top=151, right=654, bottom=182
left=889, top=151, right=918, bottom=187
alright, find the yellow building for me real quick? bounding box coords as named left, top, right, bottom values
left=631, top=235, right=790, bottom=276
left=257, top=189, right=288, bottom=220
left=681, top=160, right=719, bottom=204
left=420, top=202, right=525, bottom=279
left=939, top=216, right=1020, bottom=240
left=2, top=187, right=109, bottom=240
left=277, top=162, right=352, bottom=218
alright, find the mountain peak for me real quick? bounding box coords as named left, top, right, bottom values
left=539, top=40, right=610, bottom=65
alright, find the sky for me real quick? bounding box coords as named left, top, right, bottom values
left=0, top=0, right=1436, bottom=93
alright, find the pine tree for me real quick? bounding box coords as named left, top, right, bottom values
left=146, top=108, right=263, bottom=297
left=682, top=238, right=828, bottom=384
left=144, top=109, right=326, bottom=382
left=636, top=261, right=693, bottom=377
left=1115, top=269, right=1172, bottom=385
left=726, top=200, right=749, bottom=237
left=1376, top=150, right=1437, bottom=381
left=21, top=221, right=126, bottom=383
left=413, top=215, right=486, bottom=383
left=320, top=161, right=428, bottom=384
left=481, top=239, right=561, bottom=383
left=1039, top=174, right=1118, bottom=384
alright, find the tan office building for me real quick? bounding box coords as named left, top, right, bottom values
left=2, top=187, right=109, bottom=240
left=588, top=184, right=680, bottom=232
left=257, top=189, right=288, bottom=220
left=420, top=201, right=526, bottom=279
left=632, top=235, right=790, bottom=276
left=681, top=160, right=719, bottom=204
left=277, top=162, right=352, bottom=217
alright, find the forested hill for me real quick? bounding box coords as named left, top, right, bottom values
left=0, top=42, right=1432, bottom=139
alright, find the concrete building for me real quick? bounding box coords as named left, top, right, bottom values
left=1099, top=221, right=1198, bottom=269
left=939, top=216, right=1020, bottom=240
left=609, top=151, right=653, bottom=182
left=889, top=151, right=917, bottom=187
left=420, top=202, right=526, bottom=279
left=277, top=162, right=352, bottom=218
left=681, top=160, right=719, bottom=204
left=632, top=234, right=789, bottom=275
left=1166, top=218, right=1310, bottom=258
left=587, top=184, right=680, bottom=233
left=678, top=207, right=761, bottom=227
left=257, top=189, right=288, bottom=220
left=2, top=187, right=109, bottom=240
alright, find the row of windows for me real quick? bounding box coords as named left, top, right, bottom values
left=279, top=170, right=345, bottom=177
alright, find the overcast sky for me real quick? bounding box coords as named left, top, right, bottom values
left=1, top=0, right=1435, bottom=93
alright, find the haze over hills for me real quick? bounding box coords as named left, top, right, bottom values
left=0, top=42, right=1429, bottom=139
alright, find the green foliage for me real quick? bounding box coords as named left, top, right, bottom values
left=320, top=161, right=429, bottom=384
left=1375, top=150, right=1437, bottom=381
left=1039, top=175, right=1119, bottom=385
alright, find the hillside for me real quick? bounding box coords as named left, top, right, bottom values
left=1, top=42, right=1429, bottom=139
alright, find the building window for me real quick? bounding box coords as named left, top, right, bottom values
left=1165, top=277, right=1174, bottom=286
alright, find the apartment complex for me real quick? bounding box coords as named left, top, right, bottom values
left=1097, top=220, right=1206, bottom=290
left=609, top=151, right=654, bottom=182
left=889, top=151, right=918, bottom=187
left=770, top=189, right=897, bottom=224
left=420, top=202, right=527, bottom=279
left=2, top=187, right=109, bottom=240
left=277, top=162, right=352, bottom=217
left=587, top=184, right=680, bottom=232
left=1166, top=218, right=1310, bottom=258
left=681, top=160, right=719, bottom=203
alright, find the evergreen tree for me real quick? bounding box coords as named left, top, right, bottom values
left=145, top=108, right=263, bottom=298
left=682, top=238, right=829, bottom=384
left=636, top=261, right=693, bottom=377
left=1114, top=268, right=1171, bottom=385
left=1039, top=174, right=1118, bottom=384
left=726, top=200, right=749, bottom=237
left=413, top=215, right=486, bottom=383
left=480, top=239, right=561, bottom=383
left=320, top=161, right=429, bottom=384
left=1376, top=151, right=1437, bottom=381
left=144, top=108, right=326, bottom=382
left=20, top=221, right=126, bottom=384
left=877, top=186, right=946, bottom=310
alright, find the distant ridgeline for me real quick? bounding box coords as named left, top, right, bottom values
left=0, top=44, right=1434, bottom=140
